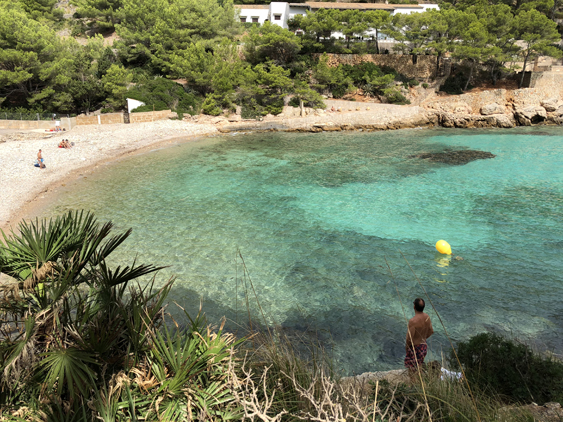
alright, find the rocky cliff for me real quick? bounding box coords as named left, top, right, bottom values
left=420, top=73, right=563, bottom=129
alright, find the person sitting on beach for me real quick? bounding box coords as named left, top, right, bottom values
left=59, top=139, right=72, bottom=149
left=405, top=298, right=434, bottom=376
left=37, top=149, right=45, bottom=169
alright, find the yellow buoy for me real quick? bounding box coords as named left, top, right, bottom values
left=436, top=240, right=452, bottom=255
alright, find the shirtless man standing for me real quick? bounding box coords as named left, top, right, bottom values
left=37, top=149, right=45, bottom=168
left=405, top=298, right=434, bottom=372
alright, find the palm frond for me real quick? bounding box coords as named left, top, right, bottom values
left=39, top=346, right=98, bottom=399
left=2, top=315, right=37, bottom=382
left=96, top=259, right=165, bottom=289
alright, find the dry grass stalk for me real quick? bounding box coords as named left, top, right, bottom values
left=285, top=366, right=406, bottom=422
left=227, top=352, right=287, bottom=422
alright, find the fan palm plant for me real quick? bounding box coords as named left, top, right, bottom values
left=0, top=211, right=166, bottom=407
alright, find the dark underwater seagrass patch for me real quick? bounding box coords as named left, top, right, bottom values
left=412, top=149, right=496, bottom=165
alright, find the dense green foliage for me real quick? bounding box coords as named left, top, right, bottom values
left=127, top=78, right=201, bottom=115
left=73, top=0, right=124, bottom=33
left=451, top=333, right=563, bottom=404
left=0, top=211, right=243, bottom=420
left=1, top=0, right=562, bottom=114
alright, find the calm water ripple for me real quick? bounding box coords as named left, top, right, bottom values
left=41, top=127, right=563, bottom=375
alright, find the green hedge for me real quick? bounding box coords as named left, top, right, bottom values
left=451, top=333, right=563, bottom=404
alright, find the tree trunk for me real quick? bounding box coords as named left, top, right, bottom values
left=300, top=98, right=304, bottom=117
left=463, top=60, right=474, bottom=91
left=375, top=29, right=380, bottom=54
left=490, top=61, right=497, bottom=85
left=519, top=53, right=529, bottom=88
left=436, top=52, right=441, bottom=76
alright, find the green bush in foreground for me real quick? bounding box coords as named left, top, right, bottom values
left=0, top=211, right=241, bottom=420
left=451, top=332, right=563, bottom=404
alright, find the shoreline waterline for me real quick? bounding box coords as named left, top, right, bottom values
left=0, top=122, right=221, bottom=233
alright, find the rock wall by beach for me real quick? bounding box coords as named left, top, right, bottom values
left=420, top=74, right=563, bottom=129
left=316, top=53, right=438, bottom=79
left=75, top=110, right=175, bottom=125
left=0, top=117, right=76, bottom=131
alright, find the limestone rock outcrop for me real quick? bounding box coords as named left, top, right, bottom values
left=514, top=106, right=547, bottom=126
left=541, top=98, right=559, bottom=112
left=438, top=112, right=515, bottom=128
left=426, top=101, right=472, bottom=114
left=480, top=103, right=506, bottom=115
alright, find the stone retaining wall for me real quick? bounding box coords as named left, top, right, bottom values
left=76, top=110, right=173, bottom=125
left=325, top=99, right=376, bottom=111
left=0, top=117, right=76, bottom=130
left=130, top=110, right=173, bottom=123
left=316, top=53, right=438, bottom=79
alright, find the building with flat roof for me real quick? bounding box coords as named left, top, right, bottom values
left=234, top=2, right=439, bottom=29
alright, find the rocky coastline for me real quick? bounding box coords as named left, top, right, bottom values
left=209, top=84, right=563, bottom=133
left=2, top=85, right=563, bottom=232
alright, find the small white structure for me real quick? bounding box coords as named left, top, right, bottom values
left=235, top=4, right=270, bottom=25
left=270, top=2, right=290, bottom=28
left=288, top=3, right=309, bottom=21
left=127, top=98, right=145, bottom=114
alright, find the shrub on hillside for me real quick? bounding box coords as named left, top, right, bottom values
left=312, top=53, right=351, bottom=99
left=439, top=73, right=472, bottom=95
left=451, top=333, right=563, bottom=404
left=340, top=62, right=385, bottom=87
left=202, top=95, right=223, bottom=116
left=127, top=78, right=200, bottom=116
left=383, top=87, right=411, bottom=105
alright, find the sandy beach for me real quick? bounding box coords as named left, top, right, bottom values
left=0, top=120, right=219, bottom=231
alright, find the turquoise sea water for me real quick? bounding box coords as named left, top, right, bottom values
left=41, top=127, right=563, bottom=375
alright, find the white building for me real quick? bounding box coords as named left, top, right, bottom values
left=234, top=2, right=439, bottom=30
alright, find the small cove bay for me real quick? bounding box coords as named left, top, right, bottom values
left=41, top=127, right=563, bottom=375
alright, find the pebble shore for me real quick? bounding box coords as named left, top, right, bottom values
left=0, top=120, right=218, bottom=230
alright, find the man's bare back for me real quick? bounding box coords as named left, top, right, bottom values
left=404, top=298, right=434, bottom=370
left=406, top=312, right=434, bottom=351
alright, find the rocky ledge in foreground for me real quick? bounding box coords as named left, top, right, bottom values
left=413, top=149, right=496, bottom=165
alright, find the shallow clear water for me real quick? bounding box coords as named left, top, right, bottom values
left=41, top=127, right=563, bottom=375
